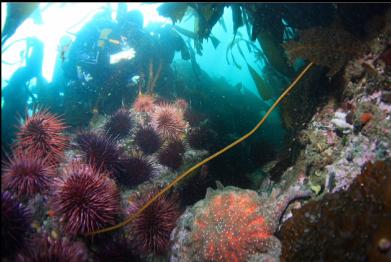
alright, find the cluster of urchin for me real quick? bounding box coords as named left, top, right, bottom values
left=1, top=93, right=209, bottom=259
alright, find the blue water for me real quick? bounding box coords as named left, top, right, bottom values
left=1, top=3, right=286, bottom=151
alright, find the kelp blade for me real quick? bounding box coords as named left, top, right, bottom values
left=247, top=63, right=273, bottom=100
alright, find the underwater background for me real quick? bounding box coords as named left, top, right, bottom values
left=1, top=3, right=390, bottom=262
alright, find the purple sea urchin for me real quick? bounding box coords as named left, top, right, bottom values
left=158, top=140, right=185, bottom=170
left=74, top=131, right=124, bottom=177
left=104, top=108, right=133, bottom=140
left=15, top=110, right=68, bottom=165
left=2, top=153, right=55, bottom=199
left=93, top=234, right=141, bottom=262
left=151, top=103, right=187, bottom=141
left=184, top=110, right=206, bottom=127
left=53, top=162, right=121, bottom=236
left=134, top=126, right=161, bottom=155
left=128, top=190, right=181, bottom=255
left=187, top=127, right=212, bottom=150
left=179, top=164, right=212, bottom=206
left=1, top=191, right=32, bottom=258
left=15, top=234, right=89, bottom=262
left=120, top=153, right=155, bottom=188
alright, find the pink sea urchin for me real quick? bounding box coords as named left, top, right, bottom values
left=174, top=98, right=188, bottom=112
left=133, top=94, right=155, bottom=113
left=151, top=103, right=187, bottom=141
left=53, top=162, right=121, bottom=236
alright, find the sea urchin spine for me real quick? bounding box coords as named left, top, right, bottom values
left=120, top=153, right=156, bottom=188
left=158, top=140, right=185, bottom=170
left=133, top=94, right=155, bottom=113
left=14, top=110, right=68, bottom=165
left=128, top=190, right=181, bottom=255
left=74, top=131, right=124, bottom=177
left=104, top=108, right=133, bottom=140
left=134, top=126, right=161, bottom=155
left=15, top=234, right=89, bottom=262
left=151, top=103, right=187, bottom=141
left=1, top=191, right=32, bottom=258
left=53, top=162, right=121, bottom=236
left=93, top=233, right=141, bottom=262
left=187, top=127, right=212, bottom=150
left=174, top=98, right=188, bottom=112
left=2, top=152, right=55, bottom=199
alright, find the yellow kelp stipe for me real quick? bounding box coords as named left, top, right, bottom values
left=86, top=62, right=315, bottom=236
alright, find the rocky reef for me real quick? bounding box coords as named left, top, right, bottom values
left=270, top=11, right=390, bottom=262
left=278, top=160, right=391, bottom=261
